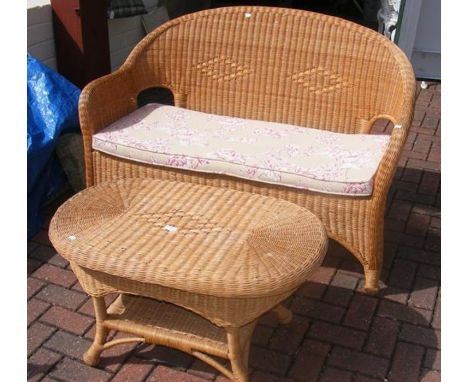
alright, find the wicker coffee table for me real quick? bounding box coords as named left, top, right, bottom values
left=49, top=179, right=328, bottom=382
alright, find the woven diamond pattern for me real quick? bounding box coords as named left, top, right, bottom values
left=290, top=67, right=351, bottom=94
left=195, top=57, right=251, bottom=81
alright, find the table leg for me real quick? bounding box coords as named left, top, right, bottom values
left=83, top=296, right=109, bottom=366
left=272, top=304, right=293, bottom=324
left=226, top=322, right=256, bottom=382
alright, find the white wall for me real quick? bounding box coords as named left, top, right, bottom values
left=26, top=0, right=164, bottom=72
left=27, top=0, right=57, bottom=70
left=410, top=0, right=441, bottom=80
left=109, top=1, right=170, bottom=70
left=108, top=14, right=147, bottom=71
left=397, top=0, right=441, bottom=80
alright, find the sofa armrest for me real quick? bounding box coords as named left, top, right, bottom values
left=79, top=69, right=139, bottom=186
left=79, top=69, right=138, bottom=136
left=372, top=108, right=414, bottom=205
left=369, top=55, right=416, bottom=199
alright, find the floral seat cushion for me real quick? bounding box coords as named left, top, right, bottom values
left=92, top=104, right=390, bottom=196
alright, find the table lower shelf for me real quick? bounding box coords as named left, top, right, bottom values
left=105, top=294, right=229, bottom=358
left=85, top=293, right=289, bottom=381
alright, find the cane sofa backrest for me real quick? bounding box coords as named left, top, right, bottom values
left=123, top=6, right=414, bottom=134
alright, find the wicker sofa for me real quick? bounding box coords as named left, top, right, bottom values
left=79, top=6, right=416, bottom=294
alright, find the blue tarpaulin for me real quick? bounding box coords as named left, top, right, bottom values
left=27, top=54, right=81, bottom=239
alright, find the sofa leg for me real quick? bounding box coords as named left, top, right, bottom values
left=362, top=214, right=384, bottom=296
left=363, top=268, right=381, bottom=295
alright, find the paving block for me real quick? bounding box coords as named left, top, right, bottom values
left=251, top=324, right=274, bottom=347
left=32, top=264, right=76, bottom=288
left=269, top=315, right=309, bottom=355
left=399, top=324, right=441, bottom=349
left=36, top=284, right=88, bottom=310
left=308, top=321, right=366, bottom=350
left=250, top=346, right=291, bottom=376
left=290, top=297, right=345, bottom=324
left=40, top=306, right=94, bottom=336
left=27, top=348, right=62, bottom=382
left=50, top=357, right=111, bottom=382
left=409, top=278, right=438, bottom=310
left=110, top=356, right=154, bottom=382
left=319, top=367, right=353, bottom=382
left=328, top=346, right=389, bottom=379
left=28, top=277, right=46, bottom=300
left=343, top=294, right=378, bottom=331
left=28, top=322, right=56, bottom=357
left=424, top=348, right=441, bottom=371
left=28, top=298, right=50, bottom=326
left=44, top=330, right=92, bottom=360
left=365, top=316, right=399, bottom=358
left=147, top=365, right=213, bottom=382
left=288, top=340, right=330, bottom=382
left=388, top=342, right=424, bottom=382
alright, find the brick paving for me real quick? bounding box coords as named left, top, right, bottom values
left=27, top=81, right=441, bottom=382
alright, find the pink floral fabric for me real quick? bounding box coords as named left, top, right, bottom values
left=92, top=103, right=390, bottom=196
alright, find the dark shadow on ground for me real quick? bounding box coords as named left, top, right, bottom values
left=27, top=280, right=439, bottom=381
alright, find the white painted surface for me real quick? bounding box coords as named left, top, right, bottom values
left=27, top=1, right=56, bottom=70
left=108, top=1, right=167, bottom=71
left=108, top=16, right=146, bottom=71
left=142, top=6, right=170, bottom=34
left=410, top=0, right=440, bottom=79
left=27, top=0, right=51, bottom=8
left=397, top=0, right=441, bottom=79
left=413, top=0, right=441, bottom=53
left=26, top=0, right=166, bottom=72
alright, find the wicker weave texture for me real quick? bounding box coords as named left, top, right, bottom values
left=106, top=294, right=229, bottom=357
left=49, top=178, right=328, bottom=381
left=50, top=178, right=327, bottom=299
left=79, top=6, right=416, bottom=293
left=70, top=261, right=294, bottom=327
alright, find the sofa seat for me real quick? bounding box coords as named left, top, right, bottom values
left=92, top=104, right=390, bottom=196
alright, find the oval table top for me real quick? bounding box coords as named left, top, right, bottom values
left=49, top=178, right=328, bottom=298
